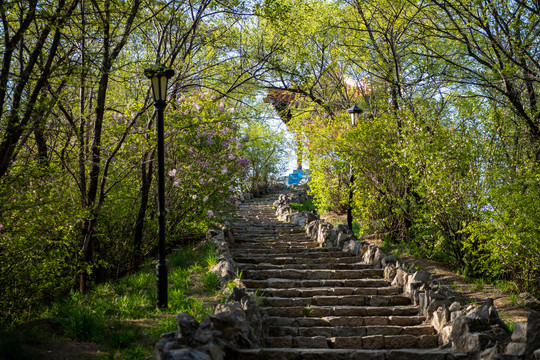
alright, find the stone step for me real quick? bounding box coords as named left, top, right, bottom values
left=264, top=334, right=438, bottom=349
left=234, top=255, right=359, bottom=265
left=250, top=286, right=401, bottom=297
left=242, top=268, right=384, bottom=280
left=226, top=196, right=447, bottom=358
left=260, top=305, right=420, bottom=318
left=242, top=278, right=391, bottom=289
left=267, top=324, right=434, bottom=338
left=236, top=348, right=458, bottom=360
left=264, top=315, right=427, bottom=328
left=261, top=295, right=411, bottom=307
left=237, top=262, right=373, bottom=270
left=232, top=247, right=345, bottom=255
left=234, top=228, right=305, bottom=234
left=232, top=242, right=318, bottom=249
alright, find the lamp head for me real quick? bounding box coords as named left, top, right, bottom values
left=144, top=64, right=175, bottom=102
left=347, top=104, right=363, bottom=127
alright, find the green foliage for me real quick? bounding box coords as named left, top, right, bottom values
left=106, top=325, right=143, bottom=349
left=495, top=280, right=517, bottom=294
left=201, top=272, right=221, bottom=293
left=239, top=117, right=288, bottom=195
left=509, top=294, right=519, bottom=307
left=289, top=199, right=316, bottom=212
left=52, top=299, right=107, bottom=342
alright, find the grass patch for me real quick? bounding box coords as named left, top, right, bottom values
left=201, top=271, right=220, bottom=292
left=472, top=277, right=486, bottom=292
left=7, top=242, right=221, bottom=359
left=495, top=279, right=517, bottom=294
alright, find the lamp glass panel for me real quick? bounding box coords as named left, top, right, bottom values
left=151, top=76, right=160, bottom=102
left=351, top=113, right=358, bottom=127
left=160, top=75, right=168, bottom=101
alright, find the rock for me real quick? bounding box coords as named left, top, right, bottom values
left=440, top=325, right=453, bottom=346
left=305, top=212, right=318, bottom=224
left=176, top=312, right=200, bottom=342
left=427, top=297, right=452, bottom=317
left=161, top=349, right=212, bottom=360
left=306, top=220, right=318, bottom=238
left=391, top=268, right=409, bottom=287
left=418, top=292, right=428, bottom=317
left=410, top=270, right=431, bottom=283
left=404, top=271, right=430, bottom=297
left=381, top=254, right=397, bottom=267
left=324, top=229, right=337, bottom=246
left=505, top=342, right=526, bottom=356
left=451, top=316, right=472, bottom=352
left=466, top=332, right=491, bottom=353
left=508, top=310, right=540, bottom=358
left=372, top=248, right=385, bottom=269
left=349, top=240, right=360, bottom=255
left=336, top=231, right=352, bottom=249
left=467, top=299, right=500, bottom=327
left=210, top=259, right=234, bottom=284
left=208, top=303, right=252, bottom=348
left=511, top=321, right=528, bottom=343
left=449, top=302, right=461, bottom=312
left=478, top=346, right=500, bottom=360
left=155, top=335, right=182, bottom=359
left=362, top=245, right=376, bottom=263
left=432, top=306, right=450, bottom=333
left=206, top=229, right=221, bottom=240
left=384, top=264, right=397, bottom=282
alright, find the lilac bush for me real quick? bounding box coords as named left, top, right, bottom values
left=164, top=93, right=249, bottom=235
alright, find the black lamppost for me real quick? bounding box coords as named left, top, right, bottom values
left=144, top=64, right=175, bottom=308
left=346, top=105, right=363, bottom=231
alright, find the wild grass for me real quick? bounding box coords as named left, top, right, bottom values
left=2, top=242, right=220, bottom=359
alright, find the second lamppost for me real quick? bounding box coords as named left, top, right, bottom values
left=144, top=64, right=175, bottom=309
left=346, top=105, right=363, bottom=231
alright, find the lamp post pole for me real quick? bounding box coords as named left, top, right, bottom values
left=347, top=165, right=355, bottom=231
left=145, top=64, right=174, bottom=309
left=346, top=105, right=363, bottom=232
left=155, top=99, right=168, bottom=309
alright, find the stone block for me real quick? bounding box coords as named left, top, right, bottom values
left=418, top=334, right=439, bottom=348
left=384, top=335, right=418, bottom=349
left=362, top=335, right=385, bottom=349
left=296, top=336, right=329, bottom=348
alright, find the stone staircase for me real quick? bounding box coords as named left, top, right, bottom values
left=229, top=195, right=461, bottom=359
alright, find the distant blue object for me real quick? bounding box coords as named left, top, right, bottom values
left=288, top=172, right=302, bottom=185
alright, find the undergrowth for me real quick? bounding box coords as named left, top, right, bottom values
left=0, top=242, right=222, bottom=360
left=290, top=199, right=316, bottom=212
